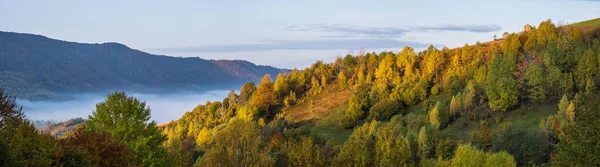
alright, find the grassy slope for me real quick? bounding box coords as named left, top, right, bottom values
left=281, top=85, right=354, bottom=142
left=287, top=84, right=558, bottom=143
left=570, top=18, right=600, bottom=27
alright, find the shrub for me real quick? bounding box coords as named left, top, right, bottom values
left=368, top=99, right=404, bottom=121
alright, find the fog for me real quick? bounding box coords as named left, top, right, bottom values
left=18, top=90, right=231, bottom=124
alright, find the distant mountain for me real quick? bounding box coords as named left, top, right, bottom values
left=0, top=31, right=285, bottom=100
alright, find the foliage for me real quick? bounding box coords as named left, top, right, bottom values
left=286, top=137, right=326, bottom=167
left=368, top=99, right=404, bottom=121
left=201, top=118, right=273, bottom=166
left=85, top=91, right=172, bottom=166
left=552, top=94, right=600, bottom=166
left=486, top=55, right=519, bottom=112
left=60, top=127, right=136, bottom=167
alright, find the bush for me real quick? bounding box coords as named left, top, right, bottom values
left=339, top=115, right=356, bottom=129
left=368, top=99, right=404, bottom=121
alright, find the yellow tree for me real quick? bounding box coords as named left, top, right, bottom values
left=250, top=74, right=276, bottom=118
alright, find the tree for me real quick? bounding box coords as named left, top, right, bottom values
left=1, top=89, right=60, bottom=166
left=418, top=126, right=440, bottom=159
left=375, top=126, right=412, bottom=166
left=201, top=118, right=273, bottom=166
left=503, top=33, right=522, bottom=57
left=251, top=74, right=277, bottom=118
left=337, top=71, right=348, bottom=87
left=451, top=144, right=487, bottom=167
left=344, top=84, right=371, bottom=122
left=368, top=99, right=404, bottom=121
left=575, top=49, right=598, bottom=87
left=536, top=19, right=557, bottom=47
left=85, top=91, right=172, bottom=167
left=334, top=121, right=377, bottom=166
left=428, top=101, right=449, bottom=129
left=239, top=82, right=257, bottom=104
left=286, top=137, right=326, bottom=167
left=60, top=127, right=136, bottom=167
left=485, top=151, right=517, bottom=167
left=526, top=62, right=547, bottom=103
left=552, top=94, right=600, bottom=166
left=167, top=136, right=198, bottom=167
left=374, top=53, right=397, bottom=91
left=486, top=55, right=519, bottom=112
left=274, top=73, right=289, bottom=100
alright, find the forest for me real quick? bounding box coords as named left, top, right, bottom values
left=1, top=19, right=600, bottom=166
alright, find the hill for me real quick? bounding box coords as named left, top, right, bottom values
left=570, top=17, right=600, bottom=27
left=0, top=31, right=285, bottom=100
left=3, top=18, right=600, bottom=166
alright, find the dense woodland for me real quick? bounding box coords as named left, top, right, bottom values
left=0, top=31, right=283, bottom=100
left=2, top=19, right=600, bottom=166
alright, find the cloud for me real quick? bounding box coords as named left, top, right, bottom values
left=285, top=24, right=502, bottom=38
left=148, top=38, right=433, bottom=53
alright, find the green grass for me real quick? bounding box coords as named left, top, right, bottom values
left=570, top=18, right=600, bottom=27
left=306, top=103, right=354, bottom=142
left=441, top=103, right=557, bottom=141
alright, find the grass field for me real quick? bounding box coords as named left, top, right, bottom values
left=281, top=85, right=353, bottom=142
left=570, top=18, right=600, bottom=27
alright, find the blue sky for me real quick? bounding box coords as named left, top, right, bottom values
left=1, top=0, right=599, bottom=68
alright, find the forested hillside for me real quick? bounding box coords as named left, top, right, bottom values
left=2, top=19, right=600, bottom=166
left=0, top=31, right=284, bottom=100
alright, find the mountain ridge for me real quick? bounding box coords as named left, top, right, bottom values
left=0, top=31, right=286, bottom=100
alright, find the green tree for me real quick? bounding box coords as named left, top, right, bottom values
left=1, top=89, right=61, bottom=166
left=451, top=144, right=487, bottom=167
left=576, top=49, right=598, bottom=87
left=334, top=121, right=378, bottom=166
left=485, top=151, right=517, bottom=167
left=375, top=126, right=412, bottom=166
left=345, top=84, right=371, bottom=121
left=368, top=99, right=404, bottom=121
left=552, top=94, right=600, bottom=166
left=526, top=62, right=547, bottom=103
left=418, top=126, right=440, bottom=159
left=85, top=91, right=172, bottom=167
left=486, top=55, right=519, bottom=112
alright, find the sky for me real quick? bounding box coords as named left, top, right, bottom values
left=1, top=0, right=599, bottom=69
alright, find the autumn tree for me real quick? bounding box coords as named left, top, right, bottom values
left=239, top=82, right=257, bottom=104
left=60, top=127, right=136, bottom=167
left=375, top=126, right=412, bottom=166
left=286, top=137, right=326, bottom=167
left=201, top=118, right=273, bottom=166
left=251, top=74, right=277, bottom=118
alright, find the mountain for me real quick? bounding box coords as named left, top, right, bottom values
left=0, top=31, right=285, bottom=100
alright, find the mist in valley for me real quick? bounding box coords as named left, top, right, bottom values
left=18, top=90, right=232, bottom=124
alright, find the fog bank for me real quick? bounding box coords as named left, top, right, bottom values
left=18, top=90, right=231, bottom=123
